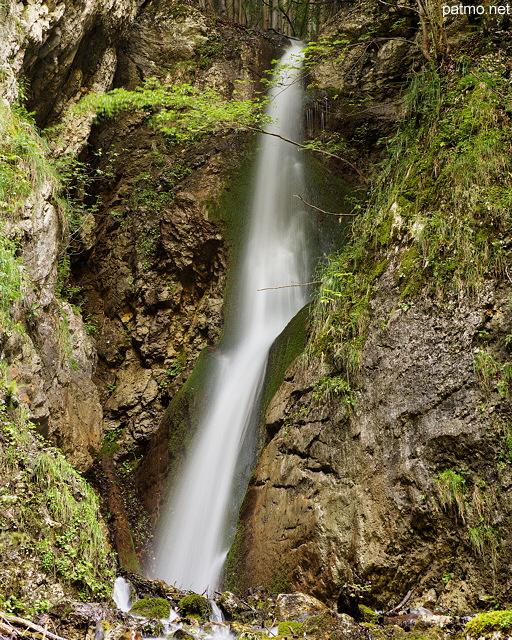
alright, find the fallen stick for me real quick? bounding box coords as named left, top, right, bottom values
left=0, top=613, right=69, bottom=640
left=0, top=620, right=17, bottom=637
left=294, top=194, right=356, bottom=216
left=385, top=589, right=414, bottom=615
left=257, top=280, right=321, bottom=291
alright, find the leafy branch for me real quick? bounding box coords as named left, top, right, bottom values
left=76, top=78, right=269, bottom=145
left=77, top=78, right=366, bottom=180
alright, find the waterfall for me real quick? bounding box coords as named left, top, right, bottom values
left=153, top=43, right=310, bottom=594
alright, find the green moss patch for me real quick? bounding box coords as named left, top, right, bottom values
left=466, top=610, right=512, bottom=637
left=358, top=605, right=379, bottom=624
left=130, top=597, right=171, bottom=619
left=178, top=594, right=211, bottom=621
left=0, top=401, right=114, bottom=606
left=277, top=621, right=302, bottom=636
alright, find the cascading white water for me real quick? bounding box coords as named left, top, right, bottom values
left=153, top=43, right=310, bottom=594
left=113, top=576, right=132, bottom=612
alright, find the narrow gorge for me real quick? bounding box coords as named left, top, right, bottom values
left=1, top=0, right=512, bottom=639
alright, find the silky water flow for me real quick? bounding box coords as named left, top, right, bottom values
left=153, top=44, right=311, bottom=594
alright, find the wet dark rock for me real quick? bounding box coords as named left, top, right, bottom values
left=337, top=588, right=362, bottom=621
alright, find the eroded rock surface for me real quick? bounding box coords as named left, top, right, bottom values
left=230, top=261, right=512, bottom=609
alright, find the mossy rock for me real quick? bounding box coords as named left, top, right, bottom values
left=172, top=629, right=196, bottom=640
left=129, top=597, right=171, bottom=619
left=465, top=610, right=512, bottom=638
left=359, top=605, right=379, bottom=624
left=277, top=620, right=302, bottom=636
left=301, top=611, right=366, bottom=640
left=178, top=594, right=211, bottom=621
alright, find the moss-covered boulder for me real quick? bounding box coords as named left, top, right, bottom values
left=465, top=611, right=512, bottom=639
left=277, top=620, right=302, bottom=636
left=172, top=629, right=196, bottom=640
left=178, top=594, right=211, bottom=621
left=359, top=605, right=380, bottom=624
left=129, top=597, right=171, bottom=619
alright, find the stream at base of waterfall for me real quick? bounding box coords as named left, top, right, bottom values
left=152, top=43, right=310, bottom=595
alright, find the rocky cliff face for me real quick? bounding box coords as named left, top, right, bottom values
left=231, top=276, right=512, bottom=610
left=226, top=3, right=512, bottom=613
left=5, top=0, right=512, bottom=619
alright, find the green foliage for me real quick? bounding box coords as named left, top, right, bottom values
left=466, top=610, right=512, bottom=637
left=434, top=469, right=467, bottom=521
left=433, top=468, right=501, bottom=569
left=195, top=34, right=223, bottom=68
left=130, top=597, right=171, bottom=619
left=474, top=348, right=512, bottom=398
left=277, top=621, right=302, bottom=636
left=309, top=237, right=374, bottom=383
left=83, top=314, right=99, bottom=335
left=312, top=374, right=357, bottom=408
left=0, top=100, right=58, bottom=219
left=469, top=525, right=499, bottom=560
left=310, top=50, right=512, bottom=392
left=99, top=426, right=125, bottom=456
left=77, top=78, right=267, bottom=145
left=380, top=58, right=512, bottom=295
left=178, top=594, right=211, bottom=621
left=0, top=403, right=114, bottom=600
left=0, top=224, right=24, bottom=332
left=499, top=426, right=512, bottom=465
left=158, top=360, right=182, bottom=389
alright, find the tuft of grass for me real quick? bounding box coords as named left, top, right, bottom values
left=310, top=50, right=512, bottom=392
left=474, top=348, right=512, bottom=398
left=434, top=469, right=467, bottom=521
left=312, top=374, right=357, bottom=409
left=0, top=224, right=24, bottom=332
left=0, top=100, right=59, bottom=219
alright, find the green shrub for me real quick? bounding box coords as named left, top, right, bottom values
left=77, top=79, right=268, bottom=146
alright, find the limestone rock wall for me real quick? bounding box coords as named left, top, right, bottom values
left=0, top=0, right=273, bottom=480
left=0, top=0, right=143, bottom=470
left=226, top=0, right=512, bottom=612
left=232, top=267, right=512, bottom=609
